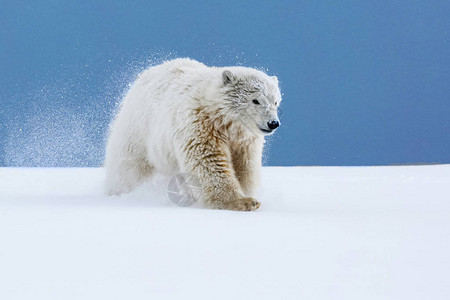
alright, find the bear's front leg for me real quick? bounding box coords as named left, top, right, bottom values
left=181, top=134, right=260, bottom=211
left=231, top=137, right=264, bottom=198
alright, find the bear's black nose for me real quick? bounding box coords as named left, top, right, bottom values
left=267, top=121, right=280, bottom=130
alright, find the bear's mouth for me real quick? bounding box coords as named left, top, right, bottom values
left=259, top=128, right=273, bottom=134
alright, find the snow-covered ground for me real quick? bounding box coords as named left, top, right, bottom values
left=1, top=165, right=449, bottom=300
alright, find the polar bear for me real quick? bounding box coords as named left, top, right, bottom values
left=104, top=58, right=281, bottom=211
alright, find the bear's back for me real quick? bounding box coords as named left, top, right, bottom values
left=163, top=58, right=207, bottom=71
left=134, top=58, right=208, bottom=91
left=147, top=58, right=207, bottom=78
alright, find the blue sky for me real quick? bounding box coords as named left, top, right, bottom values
left=1, top=0, right=449, bottom=166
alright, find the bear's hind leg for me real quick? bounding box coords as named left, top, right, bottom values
left=105, top=158, right=153, bottom=195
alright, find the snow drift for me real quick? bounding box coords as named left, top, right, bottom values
left=1, top=165, right=449, bottom=299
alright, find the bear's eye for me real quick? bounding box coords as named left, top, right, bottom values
left=252, top=99, right=260, bottom=105
left=275, top=102, right=278, bottom=106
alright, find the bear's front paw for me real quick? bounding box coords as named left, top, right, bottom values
left=229, top=197, right=261, bottom=211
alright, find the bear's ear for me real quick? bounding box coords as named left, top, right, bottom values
left=271, top=76, right=278, bottom=83
left=222, top=70, right=237, bottom=85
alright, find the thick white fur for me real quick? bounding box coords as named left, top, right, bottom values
left=104, top=58, right=281, bottom=211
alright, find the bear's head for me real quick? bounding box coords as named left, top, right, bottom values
left=220, top=68, right=282, bottom=137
